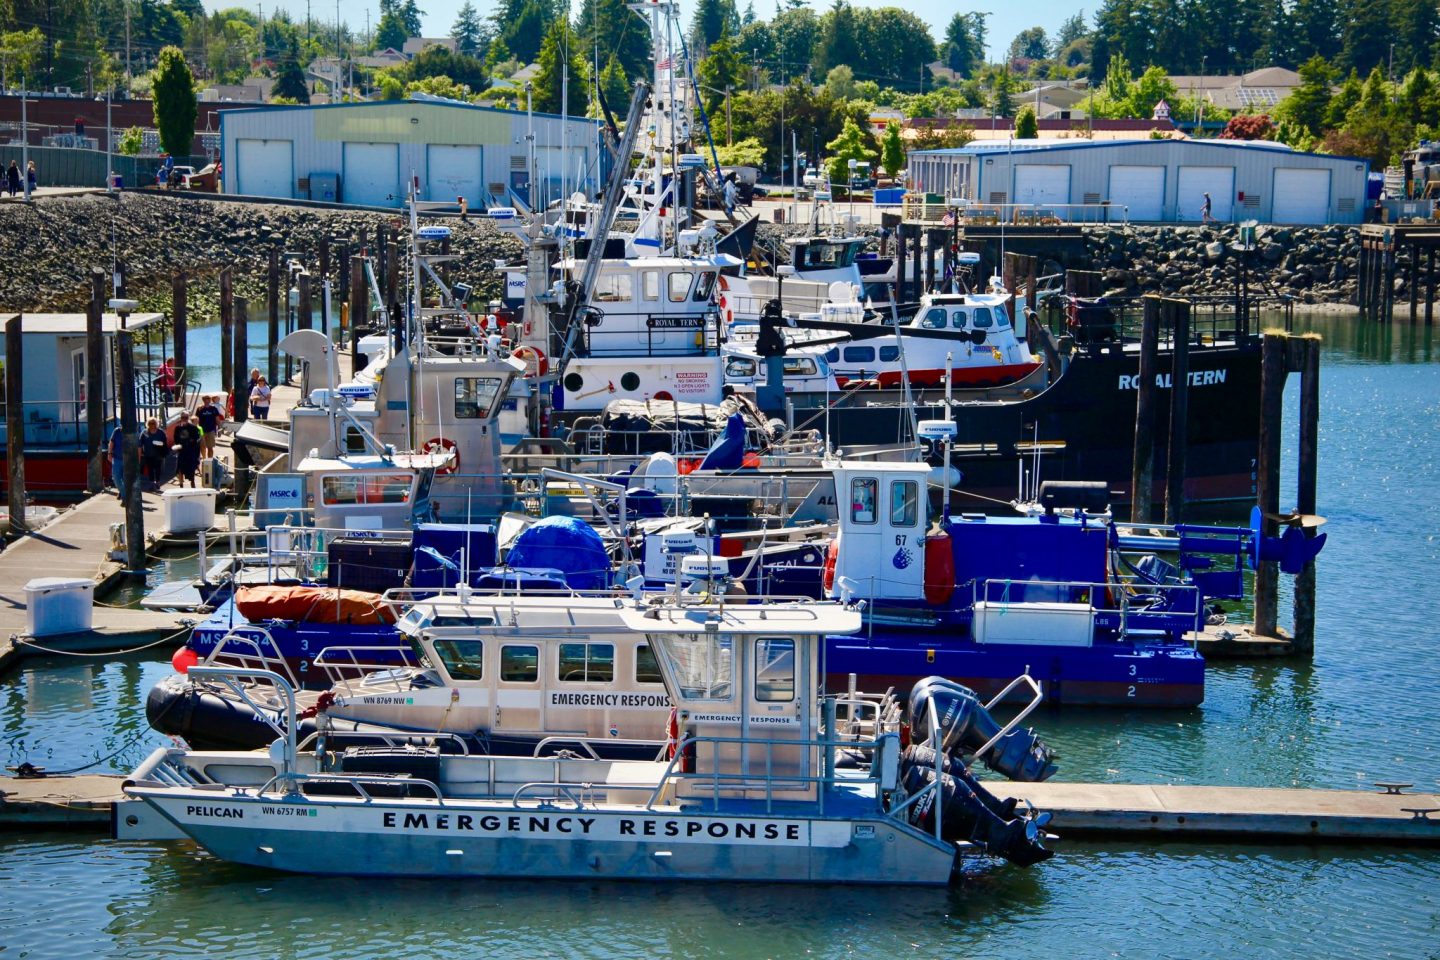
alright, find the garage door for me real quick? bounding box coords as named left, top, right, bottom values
left=1107, top=165, right=1165, bottom=221
left=1176, top=166, right=1235, bottom=222
left=1013, top=164, right=1070, bottom=214
left=343, top=142, right=400, bottom=207
left=1272, top=168, right=1331, bottom=224
left=426, top=144, right=483, bottom=206
left=235, top=139, right=293, bottom=199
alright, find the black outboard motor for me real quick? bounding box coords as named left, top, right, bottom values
left=899, top=744, right=1053, bottom=868
left=908, top=676, right=1058, bottom=782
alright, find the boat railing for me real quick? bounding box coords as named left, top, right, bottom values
left=268, top=772, right=447, bottom=803
left=296, top=729, right=473, bottom=755
left=261, top=524, right=416, bottom=581
left=576, top=314, right=723, bottom=358
left=971, top=577, right=1204, bottom=640
left=531, top=735, right=670, bottom=762
left=312, top=645, right=422, bottom=689
left=203, top=628, right=304, bottom=691
left=187, top=665, right=300, bottom=781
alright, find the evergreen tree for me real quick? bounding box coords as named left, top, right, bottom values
left=1325, top=68, right=1364, bottom=127
left=1008, top=27, right=1049, bottom=63
left=1275, top=55, right=1336, bottom=134
left=880, top=119, right=904, bottom=176
left=376, top=10, right=407, bottom=50
left=689, top=0, right=737, bottom=57
left=451, top=2, right=485, bottom=55
left=576, top=0, right=650, bottom=82
left=814, top=0, right=861, bottom=74
left=152, top=45, right=197, bottom=157
left=533, top=17, right=588, bottom=115
left=598, top=53, right=629, bottom=112
left=1398, top=67, right=1436, bottom=125
left=1053, top=11, right=1088, bottom=54
left=858, top=8, right=935, bottom=90
left=697, top=26, right=745, bottom=120
left=399, top=0, right=424, bottom=37
left=485, top=37, right=514, bottom=72
left=501, top=0, right=553, bottom=63
left=824, top=116, right=874, bottom=184
left=943, top=11, right=985, bottom=79
left=273, top=38, right=310, bottom=102
left=1341, top=0, right=1395, bottom=73
left=1287, top=0, right=1343, bottom=64
left=1391, top=0, right=1437, bottom=72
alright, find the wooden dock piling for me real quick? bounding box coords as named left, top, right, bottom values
left=171, top=271, right=187, bottom=386
left=349, top=255, right=368, bottom=370
left=385, top=240, right=400, bottom=334
left=232, top=297, right=249, bottom=425
left=1164, top=299, right=1191, bottom=525
left=116, top=329, right=145, bottom=572
left=86, top=270, right=106, bottom=494
left=1130, top=297, right=1161, bottom=524
left=267, top=247, right=280, bottom=386
left=318, top=237, right=331, bottom=335
left=6, top=315, right=26, bottom=531
left=219, top=267, right=234, bottom=399
left=1293, top=336, right=1321, bottom=656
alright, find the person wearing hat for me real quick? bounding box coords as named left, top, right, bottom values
left=196, top=394, right=224, bottom=458
left=172, top=411, right=203, bottom=487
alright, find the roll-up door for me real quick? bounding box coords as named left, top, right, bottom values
left=235, top=139, right=293, bottom=199
left=426, top=144, right=483, bottom=205
left=343, top=142, right=400, bottom=207
left=1176, top=166, right=1235, bottom=222
left=1107, top=165, right=1165, bottom=220
left=1013, top=164, right=1071, bottom=212
left=1272, top=168, right=1331, bottom=224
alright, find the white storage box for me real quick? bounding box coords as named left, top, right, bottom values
left=162, top=487, right=217, bottom=534
left=972, top=600, right=1095, bottom=647
left=25, top=577, right=94, bottom=637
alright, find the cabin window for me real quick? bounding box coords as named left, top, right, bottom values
left=668, top=272, right=694, bottom=302
left=431, top=614, right=497, bottom=627
left=972, top=307, right=994, bottom=329
left=432, top=638, right=485, bottom=680
left=754, top=637, right=795, bottom=702
left=843, top=346, right=875, bottom=363
left=890, top=479, right=919, bottom=527
left=558, top=642, right=615, bottom=683
left=725, top=357, right=756, bottom=378
left=455, top=376, right=504, bottom=419
left=693, top=271, right=717, bottom=301
left=594, top=273, right=634, bottom=303
left=652, top=632, right=734, bottom=700
left=321, top=473, right=413, bottom=505
left=500, top=644, right=539, bottom=682
left=878, top=346, right=900, bottom=362
left=782, top=357, right=817, bottom=376
left=642, top=271, right=660, bottom=300
left=343, top=427, right=367, bottom=453
left=851, top=477, right=878, bottom=524
left=994, top=303, right=1011, bottom=328
left=951, top=309, right=969, bottom=329
left=922, top=307, right=947, bottom=329
left=635, top=643, right=663, bottom=685
left=825, top=348, right=841, bottom=363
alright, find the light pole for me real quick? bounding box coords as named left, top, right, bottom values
left=20, top=83, right=29, bottom=201
left=848, top=157, right=857, bottom=221
left=98, top=87, right=113, bottom=191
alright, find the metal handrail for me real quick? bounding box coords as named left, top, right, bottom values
left=511, top=781, right=592, bottom=809
left=530, top=735, right=669, bottom=761
left=187, top=665, right=299, bottom=781
left=312, top=645, right=421, bottom=689
left=296, top=729, right=472, bottom=754
left=253, top=771, right=445, bottom=803
left=970, top=674, right=1044, bottom=762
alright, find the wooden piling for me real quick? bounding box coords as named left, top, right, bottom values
left=5, top=315, right=25, bottom=533
left=1293, top=337, right=1321, bottom=657
left=297, top=274, right=312, bottom=395
left=1131, top=297, right=1161, bottom=524
left=895, top=226, right=908, bottom=303
left=1427, top=247, right=1436, bottom=325
left=385, top=240, right=401, bottom=343
left=267, top=247, right=280, bottom=385
left=318, top=237, right=331, bottom=335
left=171, top=271, right=187, bottom=388
left=349, top=256, right=369, bottom=370
left=116, top=329, right=145, bottom=572
left=1254, top=333, right=1288, bottom=637
left=86, top=270, right=106, bottom=493
left=910, top=226, right=922, bottom=299
left=1164, top=299, right=1191, bottom=525
left=1409, top=242, right=1418, bottom=322
left=219, top=267, right=234, bottom=400
left=1356, top=239, right=1369, bottom=316
left=232, top=297, right=249, bottom=426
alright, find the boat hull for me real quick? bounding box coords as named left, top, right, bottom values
left=129, top=791, right=960, bottom=885
left=826, top=635, right=1205, bottom=707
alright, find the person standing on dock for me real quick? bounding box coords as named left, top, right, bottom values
left=25, top=160, right=36, bottom=193
left=1201, top=192, right=1215, bottom=224
left=249, top=376, right=271, bottom=420
left=5, top=161, right=18, bottom=197
left=141, top=417, right=167, bottom=491
left=458, top=195, right=469, bottom=222
left=108, top=424, right=126, bottom=500
left=156, top=356, right=178, bottom=405
left=196, top=395, right=223, bottom=459
left=172, top=412, right=202, bottom=488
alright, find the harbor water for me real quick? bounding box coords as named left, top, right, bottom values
left=3, top=313, right=1439, bottom=958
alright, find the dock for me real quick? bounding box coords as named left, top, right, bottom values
left=4, top=773, right=1437, bottom=846
left=0, top=490, right=192, bottom=672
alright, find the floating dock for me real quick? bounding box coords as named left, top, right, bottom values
left=5, top=774, right=1437, bottom=845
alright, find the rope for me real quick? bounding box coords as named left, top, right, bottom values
left=37, top=688, right=183, bottom=776
left=12, top=622, right=194, bottom=657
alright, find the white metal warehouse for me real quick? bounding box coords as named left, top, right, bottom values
left=907, top=139, right=1370, bottom=225
left=219, top=99, right=602, bottom=209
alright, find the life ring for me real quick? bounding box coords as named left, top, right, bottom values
left=823, top=539, right=839, bottom=592
left=716, top=275, right=734, bottom=325
left=422, top=436, right=459, bottom=474
left=512, top=344, right=548, bottom=377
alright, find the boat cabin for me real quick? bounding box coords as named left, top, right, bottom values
left=294, top=452, right=447, bottom=530
left=785, top=236, right=866, bottom=286
left=560, top=254, right=742, bottom=358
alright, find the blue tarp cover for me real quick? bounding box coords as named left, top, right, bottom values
left=507, top=516, right=611, bottom=590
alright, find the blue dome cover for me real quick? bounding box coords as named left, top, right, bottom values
left=507, top=516, right=610, bottom=590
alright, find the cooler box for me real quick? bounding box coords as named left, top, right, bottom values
left=162, top=487, right=217, bottom=533
left=25, top=577, right=94, bottom=636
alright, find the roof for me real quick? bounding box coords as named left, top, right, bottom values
left=4, top=313, right=166, bottom=334
left=907, top=137, right=1369, bottom=166
left=297, top=452, right=453, bottom=472
left=217, top=97, right=600, bottom=127
left=618, top=600, right=861, bottom=636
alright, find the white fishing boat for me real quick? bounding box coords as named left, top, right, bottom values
left=118, top=587, right=1057, bottom=883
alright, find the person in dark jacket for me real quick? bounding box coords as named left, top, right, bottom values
left=141, top=417, right=168, bottom=491
left=108, top=424, right=126, bottom=500
left=6, top=161, right=19, bottom=197
left=172, top=411, right=202, bottom=487
left=195, top=394, right=223, bottom=458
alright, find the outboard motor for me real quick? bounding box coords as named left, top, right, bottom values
left=900, top=745, right=1053, bottom=867
left=908, top=676, right=1057, bottom=782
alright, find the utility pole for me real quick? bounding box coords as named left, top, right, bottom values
left=125, top=0, right=132, bottom=88
left=726, top=84, right=732, bottom=145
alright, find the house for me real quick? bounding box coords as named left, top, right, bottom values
left=199, top=77, right=275, bottom=103
left=356, top=48, right=408, bottom=70
left=1166, top=66, right=1303, bottom=113
left=403, top=37, right=458, bottom=57
left=904, top=116, right=1182, bottom=145
left=866, top=108, right=905, bottom=138
left=1014, top=82, right=1092, bottom=120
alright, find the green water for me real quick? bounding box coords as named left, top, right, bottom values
left=2, top=313, right=1439, bottom=958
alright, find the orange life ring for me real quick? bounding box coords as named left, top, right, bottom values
left=422, top=436, right=459, bottom=474
left=512, top=344, right=548, bottom=377
left=823, top=539, right=839, bottom=592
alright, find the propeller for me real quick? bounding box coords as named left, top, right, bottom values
left=1248, top=506, right=1327, bottom=574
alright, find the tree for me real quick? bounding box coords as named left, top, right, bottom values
left=1218, top=114, right=1275, bottom=139
left=501, top=0, right=553, bottom=63
left=273, top=39, right=310, bottom=103
left=1275, top=55, right=1337, bottom=136
left=987, top=66, right=1017, bottom=117
left=689, top=0, right=737, bottom=57
left=0, top=28, right=44, bottom=88
left=1054, top=11, right=1088, bottom=54
left=397, top=45, right=489, bottom=90
left=398, top=0, right=424, bottom=37
left=576, top=0, right=650, bottom=82
left=824, top=116, right=874, bottom=185
left=823, top=64, right=856, bottom=101
left=697, top=27, right=745, bottom=121
left=880, top=120, right=904, bottom=176
left=815, top=0, right=861, bottom=74
left=1129, top=66, right=1177, bottom=118
left=598, top=54, right=629, bottom=112
left=1325, top=69, right=1364, bottom=128
left=1008, top=27, right=1049, bottom=64
left=451, top=1, right=485, bottom=55
left=532, top=18, right=587, bottom=115
left=485, top=37, right=514, bottom=73
left=715, top=137, right=766, bottom=167
left=376, top=10, right=407, bottom=50
left=117, top=126, right=144, bottom=156
left=944, top=11, right=985, bottom=78
left=151, top=46, right=196, bottom=157
left=1015, top=104, right=1039, bottom=138
left=1341, top=0, right=1393, bottom=73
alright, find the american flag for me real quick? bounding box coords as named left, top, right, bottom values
left=656, top=55, right=673, bottom=70
left=941, top=209, right=956, bottom=227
